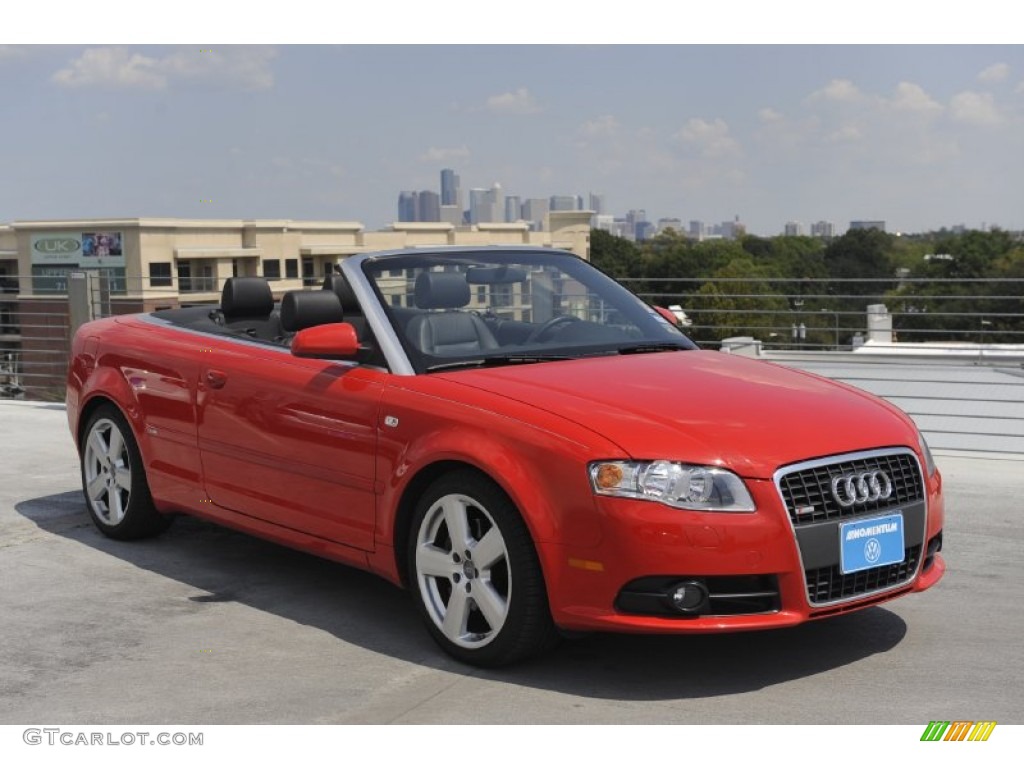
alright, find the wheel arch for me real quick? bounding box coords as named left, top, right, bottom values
left=77, top=394, right=129, bottom=451
left=393, top=460, right=501, bottom=589
left=74, top=369, right=146, bottom=454
left=384, top=426, right=603, bottom=592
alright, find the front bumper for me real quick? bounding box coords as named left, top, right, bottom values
left=541, top=472, right=945, bottom=633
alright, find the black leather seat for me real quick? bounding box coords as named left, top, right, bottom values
left=322, top=273, right=367, bottom=339
left=406, top=272, right=498, bottom=356
left=280, top=290, right=345, bottom=333
left=220, top=277, right=281, bottom=340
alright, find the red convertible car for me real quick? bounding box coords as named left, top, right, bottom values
left=66, top=247, right=945, bottom=666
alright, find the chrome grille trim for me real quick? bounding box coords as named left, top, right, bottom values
left=773, top=447, right=928, bottom=608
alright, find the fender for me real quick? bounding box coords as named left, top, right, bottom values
left=373, top=381, right=624, bottom=564
left=76, top=359, right=147, bottom=450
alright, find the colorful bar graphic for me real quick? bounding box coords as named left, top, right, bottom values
left=920, top=721, right=997, bottom=742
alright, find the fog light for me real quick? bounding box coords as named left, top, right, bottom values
left=669, top=580, right=709, bottom=614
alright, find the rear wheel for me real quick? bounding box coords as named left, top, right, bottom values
left=81, top=405, right=171, bottom=540
left=409, top=471, right=558, bottom=667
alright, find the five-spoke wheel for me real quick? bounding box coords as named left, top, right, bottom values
left=409, top=471, right=557, bottom=666
left=80, top=405, right=170, bottom=540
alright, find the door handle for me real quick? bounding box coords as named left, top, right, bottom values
left=204, top=369, right=228, bottom=389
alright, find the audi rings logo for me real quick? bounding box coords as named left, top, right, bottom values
left=830, top=470, right=893, bottom=507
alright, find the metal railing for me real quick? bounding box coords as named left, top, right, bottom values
left=1, top=291, right=70, bottom=401
left=621, top=277, right=1024, bottom=352
left=3, top=272, right=1023, bottom=456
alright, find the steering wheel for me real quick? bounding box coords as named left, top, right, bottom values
left=526, top=314, right=582, bottom=343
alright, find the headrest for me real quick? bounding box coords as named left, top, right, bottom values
left=221, top=277, right=274, bottom=319
left=322, top=273, right=361, bottom=314
left=415, top=272, right=470, bottom=309
left=280, top=290, right=345, bottom=333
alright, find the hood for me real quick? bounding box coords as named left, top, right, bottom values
left=432, top=351, right=918, bottom=479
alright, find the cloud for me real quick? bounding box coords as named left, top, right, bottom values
left=757, top=107, right=783, bottom=123
left=812, top=79, right=863, bottom=103
left=978, top=63, right=1009, bottom=83
left=161, top=47, right=276, bottom=90
left=673, top=117, right=740, bottom=158
left=485, top=87, right=540, bottom=115
left=578, top=114, right=619, bottom=138
left=420, top=146, right=470, bottom=163
left=889, top=81, right=942, bottom=114
left=0, top=45, right=35, bottom=59
left=826, top=124, right=863, bottom=143
left=51, top=46, right=276, bottom=90
left=52, top=48, right=165, bottom=89
left=949, top=91, right=1001, bottom=125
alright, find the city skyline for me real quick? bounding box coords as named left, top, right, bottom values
left=1, top=44, right=1022, bottom=235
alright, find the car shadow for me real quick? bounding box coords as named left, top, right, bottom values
left=17, top=491, right=908, bottom=702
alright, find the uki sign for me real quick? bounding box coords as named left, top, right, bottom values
left=31, top=232, right=125, bottom=268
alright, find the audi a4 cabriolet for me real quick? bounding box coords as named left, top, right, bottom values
left=67, top=247, right=945, bottom=666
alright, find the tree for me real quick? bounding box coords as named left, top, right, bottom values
left=589, top=229, right=641, bottom=279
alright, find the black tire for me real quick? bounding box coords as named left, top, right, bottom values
left=407, top=470, right=559, bottom=667
left=80, top=404, right=171, bottom=540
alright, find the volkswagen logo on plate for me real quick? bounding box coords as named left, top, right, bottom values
left=830, top=470, right=893, bottom=508
left=864, top=538, right=882, bottom=563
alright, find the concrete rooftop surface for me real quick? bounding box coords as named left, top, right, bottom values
left=1, top=398, right=1022, bottom=724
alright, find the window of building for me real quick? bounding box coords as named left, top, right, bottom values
left=196, top=263, right=216, bottom=292
left=149, top=262, right=172, bottom=287
left=263, top=260, right=281, bottom=281
left=302, top=257, right=317, bottom=287
left=285, top=259, right=299, bottom=279
left=177, top=261, right=192, bottom=292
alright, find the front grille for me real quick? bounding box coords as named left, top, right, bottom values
left=779, top=451, right=923, bottom=525
left=806, top=544, right=921, bottom=604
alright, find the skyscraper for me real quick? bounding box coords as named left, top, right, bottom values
left=469, top=188, right=489, bottom=225
left=417, top=190, right=440, bottom=222
left=811, top=220, right=836, bottom=238
left=489, top=183, right=503, bottom=224
left=504, top=195, right=521, bottom=223
left=626, top=209, right=646, bottom=240
left=398, top=191, right=417, bottom=222
left=549, top=195, right=577, bottom=212
left=440, top=168, right=461, bottom=209
left=521, top=198, right=550, bottom=231
left=784, top=221, right=804, bottom=236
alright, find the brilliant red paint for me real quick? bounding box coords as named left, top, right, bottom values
left=66, top=311, right=945, bottom=635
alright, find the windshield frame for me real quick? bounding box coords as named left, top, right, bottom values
left=359, top=247, right=698, bottom=375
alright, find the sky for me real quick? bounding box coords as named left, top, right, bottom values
left=2, top=10, right=1022, bottom=236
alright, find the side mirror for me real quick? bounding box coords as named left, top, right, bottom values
left=290, top=323, right=360, bottom=360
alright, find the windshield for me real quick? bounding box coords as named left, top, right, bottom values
left=362, top=250, right=697, bottom=372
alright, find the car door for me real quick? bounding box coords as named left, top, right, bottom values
left=195, top=337, right=384, bottom=551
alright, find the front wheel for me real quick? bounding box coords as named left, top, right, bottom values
left=80, top=404, right=171, bottom=540
left=408, top=471, right=558, bottom=667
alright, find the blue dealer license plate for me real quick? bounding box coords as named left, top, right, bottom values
left=839, top=513, right=905, bottom=574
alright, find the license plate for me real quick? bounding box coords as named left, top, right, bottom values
left=839, top=513, right=905, bottom=574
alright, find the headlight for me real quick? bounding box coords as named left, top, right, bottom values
left=916, top=429, right=938, bottom=477
left=588, top=460, right=755, bottom=512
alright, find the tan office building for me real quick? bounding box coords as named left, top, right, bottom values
left=0, top=213, right=593, bottom=397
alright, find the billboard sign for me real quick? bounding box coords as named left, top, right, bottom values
left=31, top=231, right=125, bottom=268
